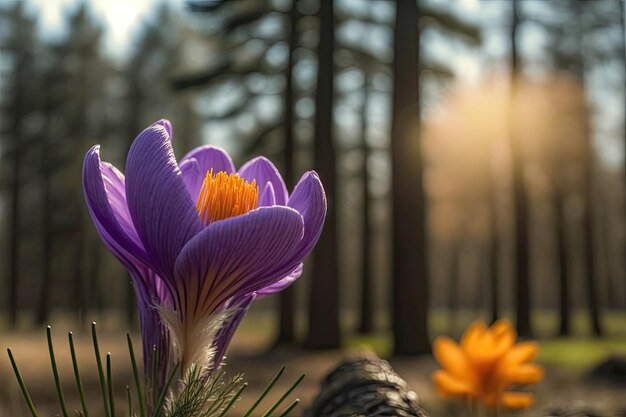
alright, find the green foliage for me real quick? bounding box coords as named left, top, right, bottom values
left=7, top=324, right=304, bottom=417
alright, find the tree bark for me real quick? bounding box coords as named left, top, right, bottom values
left=305, top=353, right=429, bottom=417
left=305, top=0, right=340, bottom=349
left=8, top=110, right=22, bottom=329
left=618, top=0, right=626, bottom=311
left=447, top=240, right=461, bottom=333
left=575, top=1, right=602, bottom=336
left=487, top=175, right=500, bottom=324
left=552, top=183, right=571, bottom=336
left=391, top=0, right=430, bottom=355
left=275, top=0, right=299, bottom=345
left=6, top=4, right=31, bottom=328
left=509, top=0, right=532, bottom=338
left=36, top=104, right=54, bottom=325
left=357, top=74, right=373, bottom=335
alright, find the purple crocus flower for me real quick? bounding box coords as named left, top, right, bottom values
left=83, top=119, right=326, bottom=381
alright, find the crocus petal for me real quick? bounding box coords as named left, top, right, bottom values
left=500, top=392, right=534, bottom=409
left=239, top=157, right=288, bottom=205
left=179, top=157, right=204, bottom=202
left=180, top=145, right=235, bottom=176
left=461, top=321, right=488, bottom=353
left=500, top=342, right=539, bottom=367
left=502, top=364, right=544, bottom=385
left=258, top=182, right=276, bottom=207
left=125, top=122, right=203, bottom=280
left=173, top=206, right=304, bottom=321
left=84, top=146, right=151, bottom=265
left=284, top=171, right=326, bottom=263
left=157, top=118, right=173, bottom=137
left=433, top=337, right=474, bottom=381
left=256, top=264, right=303, bottom=297
left=84, top=149, right=172, bottom=387
left=490, top=320, right=516, bottom=357
left=432, top=370, right=473, bottom=397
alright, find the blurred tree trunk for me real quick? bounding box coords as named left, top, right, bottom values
left=7, top=90, right=23, bottom=329
left=357, top=74, right=373, bottom=335
left=447, top=240, right=461, bottom=333
left=275, top=0, right=299, bottom=346
left=509, top=0, right=532, bottom=338
left=5, top=3, right=35, bottom=328
left=305, top=0, right=340, bottom=349
left=36, top=84, right=54, bottom=325
left=580, top=120, right=602, bottom=336
left=391, top=0, right=430, bottom=355
left=552, top=183, right=571, bottom=336
left=575, top=2, right=602, bottom=336
left=600, top=200, right=618, bottom=310
left=487, top=175, right=500, bottom=324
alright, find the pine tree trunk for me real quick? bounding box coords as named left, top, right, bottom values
left=553, top=183, right=571, bottom=336
left=488, top=176, right=500, bottom=324
left=447, top=240, right=461, bottom=333
left=305, top=0, right=340, bottom=349
left=391, top=0, right=429, bottom=355
left=7, top=14, right=28, bottom=327
left=574, top=1, right=602, bottom=336
left=509, top=0, right=532, bottom=338
left=357, top=75, right=373, bottom=335
left=8, top=127, right=21, bottom=328
left=618, top=0, right=626, bottom=311
left=275, top=0, right=299, bottom=345
left=36, top=130, right=53, bottom=325
left=581, top=127, right=602, bottom=336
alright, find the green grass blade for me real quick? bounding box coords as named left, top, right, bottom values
left=69, top=332, right=89, bottom=417
left=47, top=326, right=70, bottom=417
left=92, top=322, right=111, bottom=417
left=242, top=366, right=285, bottom=417
left=261, top=374, right=304, bottom=417
left=126, top=334, right=146, bottom=417
left=107, top=353, right=116, bottom=417
left=7, top=348, right=39, bottom=417
left=275, top=399, right=299, bottom=417
left=215, top=382, right=247, bottom=417
left=152, top=361, right=180, bottom=417
left=126, top=386, right=133, bottom=417
left=150, top=345, right=157, bottom=411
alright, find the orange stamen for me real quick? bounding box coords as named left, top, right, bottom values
left=196, top=169, right=259, bottom=225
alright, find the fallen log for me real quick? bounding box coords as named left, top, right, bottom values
left=306, top=352, right=430, bottom=417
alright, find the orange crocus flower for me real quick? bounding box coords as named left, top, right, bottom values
left=432, top=320, right=543, bottom=410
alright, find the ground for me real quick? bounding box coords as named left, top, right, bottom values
left=1, top=311, right=626, bottom=417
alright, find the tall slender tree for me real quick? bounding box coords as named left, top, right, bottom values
left=305, top=0, right=340, bottom=349
left=391, top=0, right=429, bottom=355
left=276, top=0, right=300, bottom=345
left=1, top=2, right=38, bottom=328
left=357, top=72, right=373, bottom=334
left=487, top=173, right=500, bottom=324
left=508, top=0, right=532, bottom=338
